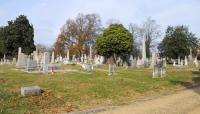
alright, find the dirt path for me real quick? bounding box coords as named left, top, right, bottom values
left=96, top=86, right=200, bottom=114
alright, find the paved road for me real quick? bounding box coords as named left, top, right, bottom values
left=96, top=86, right=200, bottom=114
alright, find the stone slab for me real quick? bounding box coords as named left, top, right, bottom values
left=21, top=86, right=41, bottom=96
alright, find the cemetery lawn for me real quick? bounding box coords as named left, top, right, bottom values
left=1, top=65, right=200, bottom=114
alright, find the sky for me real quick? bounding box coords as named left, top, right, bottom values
left=0, top=0, right=199, bottom=46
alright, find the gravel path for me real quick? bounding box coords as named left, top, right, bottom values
left=96, top=86, right=200, bottom=114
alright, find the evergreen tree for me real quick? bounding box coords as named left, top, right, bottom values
left=95, top=24, right=133, bottom=64
left=0, top=15, right=35, bottom=58
left=158, top=25, right=199, bottom=59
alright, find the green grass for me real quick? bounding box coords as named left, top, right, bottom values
left=0, top=64, right=200, bottom=114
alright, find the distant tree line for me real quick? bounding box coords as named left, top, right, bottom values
left=0, top=15, right=35, bottom=58
left=1, top=14, right=198, bottom=62
left=54, top=13, right=199, bottom=63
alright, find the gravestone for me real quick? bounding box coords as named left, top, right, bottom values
left=185, top=56, right=188, bottom=66
left=26, top=57, right=37, bottom=71
left=194, top=57, right=198, bottom=67
left=51, top=51, right=55, bottom=63
left=0, top=59, right=3, bottom=64
left=89, top=45, right=92, bottom=62
left=178, top=56, right=181, bottom=65
left=142, top=35, right=146, bottom=63
left=83, top=63, right=93, bottom=72
left=21, top=86, right=41, bottom=96
left=189, top=47, right=193, bottom=63
left=108, top=64, right=116, bottom=75
left=33, top=50, right=39, bottom=64
left=130, top=58, right=137, bottom=68
left=150, top=52, right=156, bottom=68
left=12, top=58, right=16, bottom=64
left=173, top=61, right=176, bottom=66
left=17, top=53, right=28, bottom=69
left=152, top=61, right=166, bottom=78
left=84, top=54, right=87, bottom=63
left=136, top=57, right=143, bottom=68
left=180, top=60, right=183, bottom=66
left=67, top=49, right=70, bottom=61
left=152, top=65, right=159, bottom=78
left=42, top=52, right=50, bottom=74
left=3, top=54, right=6, bottom=64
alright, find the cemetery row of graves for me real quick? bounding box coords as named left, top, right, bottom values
left=1, top=39, right=200, bottom=113
left=1, top=59, right=200, bottom=113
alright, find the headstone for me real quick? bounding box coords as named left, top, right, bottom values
left=81, top=54, right=84, bottom=63
left=130, top=58, right=137, bottom=68
left=17, top=53, right=28, bottom=69
left=142, top=35, right=146, bottom=63
left=163, top=59, right=167, bottom=67
left=89, top=45, right=92, bottom=62
left=178, top=56, right=180, bottom=65
left=51, top=51, right=55, bottom=63
left=150, top=52, right=156, bottom=68
left=0, top=59, right=3, bottom=64
left=59, top=55, right=63, bottom=62
left=83, top=63, right=92, bottom=72
left=72, top=55, right=76, bottom=62
left=67, top=49, right=70, bottom=61
left=26, top=57, right=37, bottom=71
left=43, top=52, right=50, bottom=73
left=108, top=64, right=116, bottom=75
left=173, top=61, right=176, bottom=66
left=152, top=61, right=166, bottom=78
left=12, top=58, right=16, bottom=64
left=18, top=47, right=22, bottom=57
left=185, top=56, right=188, bottom=66
left=43, top=52, right=50, bottom=64
left=152, top=65, right=159, bottom=78
left=136, top=57, right=143, bottom=68
left=180, top=60, right=183, bottom=66
left=33, top=50, right=39, bottom=64
left=99, top=56, right=104, bottom=64
left=21, top=86, right=41, bottom=96
left=84, top=54, right=87, bottom=63
left=6, top=59, right=10, bottom=64
left=194, top=57, right=199, bottom=67
left=3, top=54, right=6, bottom=64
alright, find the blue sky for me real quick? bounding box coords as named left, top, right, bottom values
left=0, top=0, right=199, bottom=46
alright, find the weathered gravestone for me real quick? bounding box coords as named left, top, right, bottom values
left=21, top=86, right=41, bottom=96
left=108, top=64, right=116, bottom=75
left=16, top=53, right=28, bottom=69
left=185, top=56, right=188, bottom=66
left=136, top=57, right=143, bottom=68
left=26, top=57, right=38, bottom=71
left=82, top=63, right=93, bottom=72
left=152, top=61, right=166, bottom=78
left=42, top=52, right=50, bottom=74
left=51, top=51, right=55, bottom=64
left=12, top=58, right=16, bottom=64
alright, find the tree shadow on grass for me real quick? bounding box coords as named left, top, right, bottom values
left=170, top=71, right=200, bottom=95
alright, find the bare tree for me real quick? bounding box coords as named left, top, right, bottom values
left=57, top=13, right=102, bottom=59
left=54, top=33, right=65, bottom=56
left=143, top=17, right=161, bottom=58
left=129, top=17, right=161, bottom=58
left=129, top=23, right=142, bottom=58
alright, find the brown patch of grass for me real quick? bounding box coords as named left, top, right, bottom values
left=0, top=78, right=6, bottom=83
left=25, top=91, right=54, bottom=105
left=41, top=104, right=74, bottom=114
